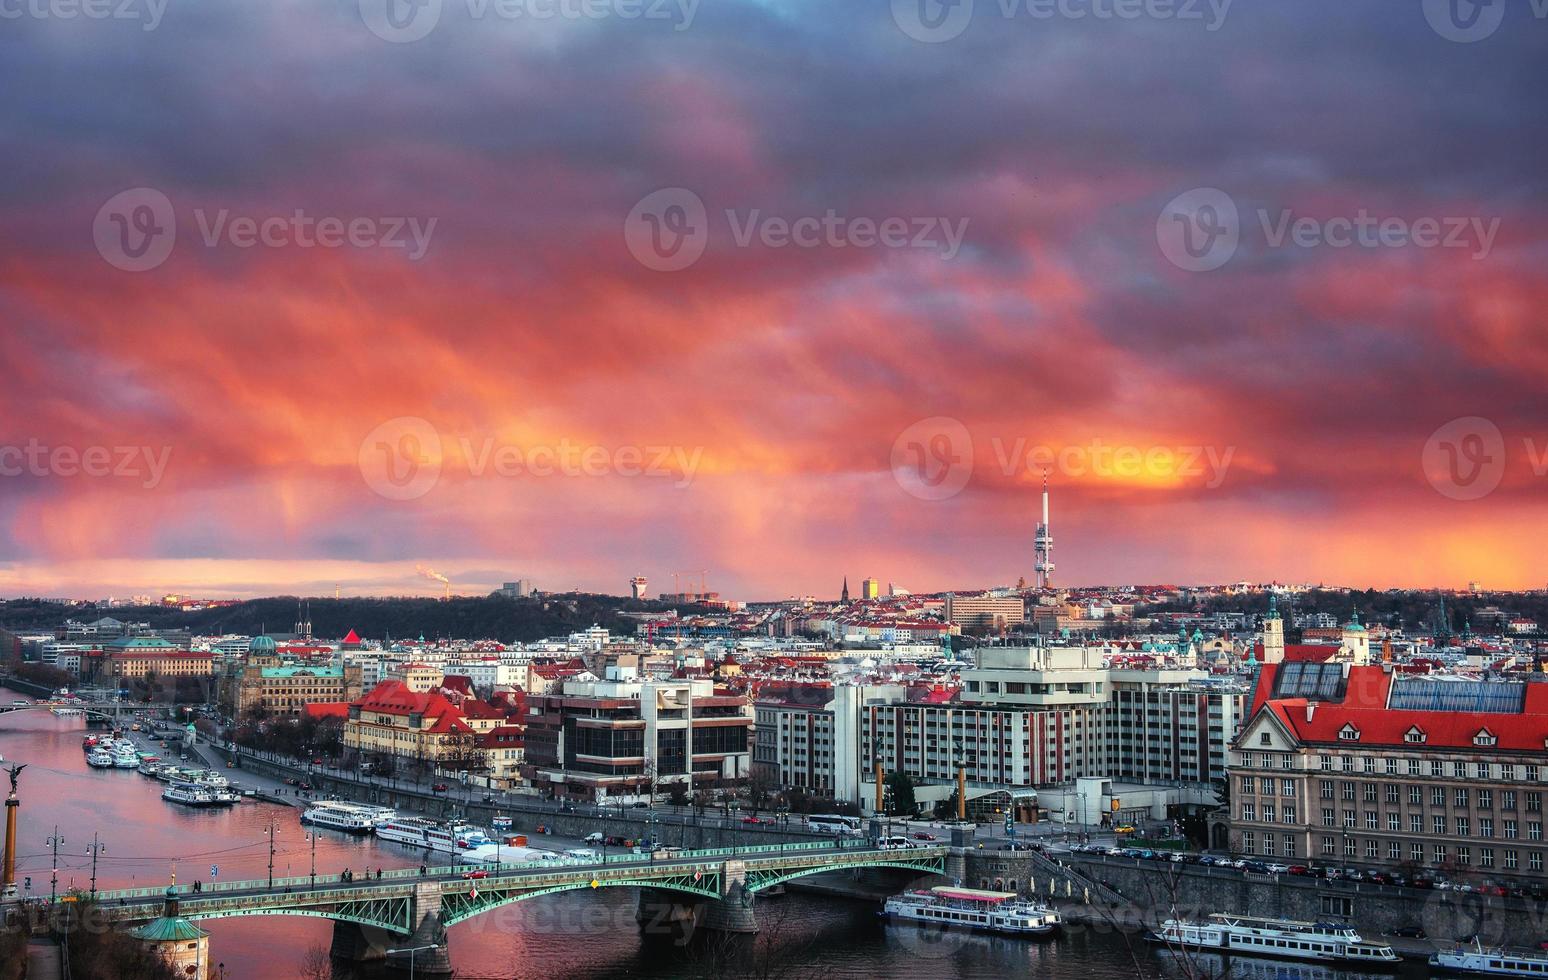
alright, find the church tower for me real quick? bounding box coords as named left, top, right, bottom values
left=1261, top=593, right=1285, bottom=665
left=1341, top=608, right=1371, bottom=666
left=841, top=577, right=850, bottom=603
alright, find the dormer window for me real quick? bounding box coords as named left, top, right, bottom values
left=1259, top=732, right=1272, bottom=746
left=1404, top=726, right=1427, bottom=744
left=1338, top=723, right=1360, bottom=742
left=1474, top=729, right=1498, bottom=747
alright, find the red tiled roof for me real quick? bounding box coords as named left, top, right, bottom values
left=1249, top=663, right=1548, bottom=753
left=342, top=629, right=362, bottom=644
left=304, top=702, right=350, bottom=720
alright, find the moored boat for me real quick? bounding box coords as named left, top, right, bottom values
left=1149, top=913, right=1398, bottom=965
left=162, top=782, right=218, bottom=807
left=1431, top=941, right=1548, bottom=976
left=882, top=886, right=1061, bottom=936
left=302, top=802, right=380, bottom=833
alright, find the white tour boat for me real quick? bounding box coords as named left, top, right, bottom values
left=1431, top=941, right=1548, bottom=976
left=87, top=749, right=116, bottom=768
left=302, top=802, right=380, bottom=833
left=376, top=818, right=490, bottom=853
left=1150, top=914, right=1398, bottom=965
left=882, top=886, right=1062, bottom=936
left=162, top=782, right=219, bottom=807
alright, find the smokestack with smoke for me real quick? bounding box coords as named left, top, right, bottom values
left=416, top=564, right=452, bottom=601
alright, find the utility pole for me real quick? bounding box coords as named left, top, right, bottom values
left=305, top=831, right=317, bottom=889
left=47, top=826, right=64, bottom=903
left=264, top=819, right=278, bottom=889
left=87, top=833, right=106, bottom=899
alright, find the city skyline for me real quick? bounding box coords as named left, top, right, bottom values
left=4, top=3, right=1545, bottom=600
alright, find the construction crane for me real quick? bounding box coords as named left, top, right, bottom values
left=671, top=570, right=709, bottom=600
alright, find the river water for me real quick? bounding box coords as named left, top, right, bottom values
left=2, top=713, right=1430, bottom=979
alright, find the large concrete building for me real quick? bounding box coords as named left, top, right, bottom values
left=753, top=646, right=1246, bottom=816
left=1228, top=660, right=1548, bottom=883
left=942, top=594, right=1026, bottom=631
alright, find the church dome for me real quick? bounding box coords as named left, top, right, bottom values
left=249, top=635, right=278, bottom=654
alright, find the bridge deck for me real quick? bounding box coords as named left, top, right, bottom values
left=94, top=840, right=948, bottom=930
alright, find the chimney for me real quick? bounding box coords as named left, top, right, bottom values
left=1305, top=702, right=1317, bottom=722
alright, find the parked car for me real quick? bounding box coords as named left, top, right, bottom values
left=1287, top=865, right=1312, bottom=876
left=1265, top=863, right=1291, bottom=875
left=1242, top=860, right=1268, bottom=874
left=584, top=832, right=605, bottom=845
left=431, top=783, right=449, bottom=793
left=1392, top=924, right=1426, bottom=939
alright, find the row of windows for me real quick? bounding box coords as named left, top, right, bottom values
left=1239, top=751, right=1543, bottom=782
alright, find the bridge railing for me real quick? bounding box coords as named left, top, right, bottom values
left=95, top=838, right=897, bottom=905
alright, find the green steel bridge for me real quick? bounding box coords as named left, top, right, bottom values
left=95, top=839, right=947, bottom=941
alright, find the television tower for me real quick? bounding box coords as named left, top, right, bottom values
left=1033, top=469, right=1054, bottom=589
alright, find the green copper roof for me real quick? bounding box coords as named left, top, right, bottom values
left=130, top=916, right=208, bottom=942
left=259, top=665, right=343, bottom=678
left=107, top=636, right=177, bottom=650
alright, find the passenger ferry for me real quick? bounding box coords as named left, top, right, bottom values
left=375, top=817, right=482, bottom=853
left=1431, top=941, right=1548, bottom=976
left=162, top=782, right=219, bottom=807
left=87, top=749, right=116, bottom=768
left=302, top=802, right=384, bottom=833
left=882, top=887, right=1062, bottom=936
left=1149, top=914, right=1398, bottom=965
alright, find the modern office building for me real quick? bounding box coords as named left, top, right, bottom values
left=521, top=666, right=753, bottom=802
left=942, top=594, right=1026, bottom=631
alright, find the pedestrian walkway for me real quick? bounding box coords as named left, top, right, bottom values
left=26, top=938, right=62, bottom=980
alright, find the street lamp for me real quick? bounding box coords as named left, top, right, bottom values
left=263, top=819, right=279, bottom=889
left=87, top=833, right=107, bottom=899
left=46, top=827, right=64, bottom=903
left=304, top=831, right=318, bottom=889
left=387, top=943, right=442, bottom=980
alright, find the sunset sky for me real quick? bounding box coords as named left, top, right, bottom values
left=2, top=1, right=1545, bottom=600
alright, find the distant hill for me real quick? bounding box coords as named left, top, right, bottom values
left=0, top=594, right=704, bottom=644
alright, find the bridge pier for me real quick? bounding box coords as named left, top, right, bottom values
left=383, top=911, right=452, bottom=977
left=328, top=920, right=390, bottom=964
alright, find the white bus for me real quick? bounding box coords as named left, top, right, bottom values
left=807, top=814, right=862, bottom=835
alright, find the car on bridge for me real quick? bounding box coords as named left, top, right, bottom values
left=461, top=869, right=488, bottom=879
